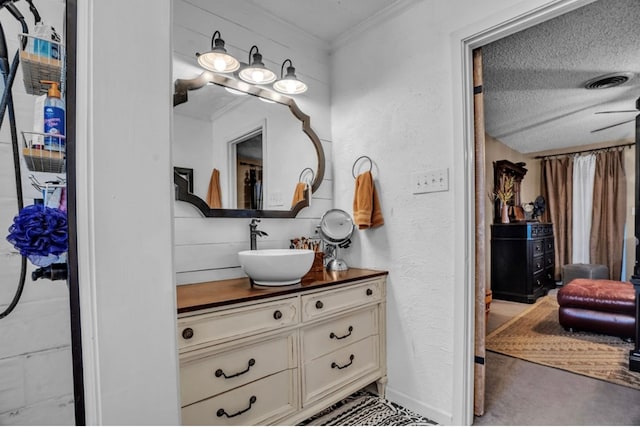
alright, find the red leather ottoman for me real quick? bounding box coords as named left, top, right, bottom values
left=557, top=278, right=636, bottom=340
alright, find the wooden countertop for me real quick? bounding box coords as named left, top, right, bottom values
left=177, top=268, right=388, bottom=314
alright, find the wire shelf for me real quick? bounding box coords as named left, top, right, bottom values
left=19, top=34, right=65, bottom=96
left=21, top=131, right=65, bottom=174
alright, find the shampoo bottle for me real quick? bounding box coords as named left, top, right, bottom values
left=42, top=81, right=65, bottom=150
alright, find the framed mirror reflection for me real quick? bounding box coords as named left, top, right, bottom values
left=173, top=72, right=325, bottom=218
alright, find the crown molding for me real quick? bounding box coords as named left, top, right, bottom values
left=331, top=0, right=422, bottom=52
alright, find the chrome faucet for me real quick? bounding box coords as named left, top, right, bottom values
left=249, top=218, right=268, bottom=250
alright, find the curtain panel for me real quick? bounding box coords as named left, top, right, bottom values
left=542, top=157, right=574, bottom=280
left=590, top=149, right=626, bottom=280
left=572, top=154, right=596, bottom=263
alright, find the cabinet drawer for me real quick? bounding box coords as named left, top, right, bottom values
left=532, top=255, right=544, bottom=274
left=544, top=237, right=554, bottom=252
left=545, top=251, right=555, bottom=268
left=531, top=240, right=544, bottom=257
left=182, top=368, right=297, bottom=426
left=532, top=271, right=545, bottom=291
left=302, top=307, right=377, bottom=362
left=302, top=336, right=379, bottom=405
left=177, top=297, right=298, bottom=351
left=180, top=333, right=296, bottom=406
left=301, top=280, right=383, bottom=322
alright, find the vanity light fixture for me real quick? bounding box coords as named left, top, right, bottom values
left=239, top=45, right=277, bottom=85
left=273, top=59, right=308, bottom=95
left=196, top=30, right=240, bottom=73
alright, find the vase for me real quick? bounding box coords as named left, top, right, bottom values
left=500, top=203, right=510, bottom=224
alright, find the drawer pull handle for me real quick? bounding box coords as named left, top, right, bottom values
left=330, top=326, right=354, bottom=340
left=273, top=310, right=283, bottom=320
left=217, top=395, right=257, bottom=418
left=366, top=288, right=373, bottom=296
left=331, top=354, right=355, bottom=370
left=182, top=328, right=194, bottom=340
left=315, top=300, right=324, bottom=309
left=215, top=358, right=256, bottom=379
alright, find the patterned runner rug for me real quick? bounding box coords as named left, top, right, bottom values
left=486, top=294, right=640, bottom=390
left=298, top=390, right=437, bottom=426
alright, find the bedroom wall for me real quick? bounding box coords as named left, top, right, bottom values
left=483, top=135, right=635, bottom=294
left=484, top=134, right=541, bottom=293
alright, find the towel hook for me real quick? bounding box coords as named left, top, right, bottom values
left=299, top=167, right=315, bottom=184
left=352, top=155, right=373, bottom=179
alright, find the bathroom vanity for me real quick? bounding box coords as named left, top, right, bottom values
left=176, top=268, right=387, bottom=425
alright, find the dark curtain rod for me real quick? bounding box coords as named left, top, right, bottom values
left=534, top=142, right=635, bottom=159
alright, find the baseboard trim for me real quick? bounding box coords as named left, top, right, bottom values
left=385, top=386, right=452, bottom=425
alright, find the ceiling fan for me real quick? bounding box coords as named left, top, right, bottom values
left=591, top=97, right=640, bottom=133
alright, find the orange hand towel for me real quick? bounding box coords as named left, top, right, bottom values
left=353, top=171, right=384, bottom=229
left=291, top=182, right=307, bottom=208
left=206, top=168, right=222, bottom=208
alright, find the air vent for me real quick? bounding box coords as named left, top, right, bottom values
left=584, top=72, right=633, bottom=89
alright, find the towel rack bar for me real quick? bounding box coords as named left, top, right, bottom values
left=352, top=155, right=373, bottom=178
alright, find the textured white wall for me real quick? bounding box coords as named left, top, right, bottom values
left=0, top=0, right=74, bottom=424
left=75, top=0, right=180, bottom=424
left=331, top=0, right=561, bottom=423
left=172, top=0, right=333, bottom=285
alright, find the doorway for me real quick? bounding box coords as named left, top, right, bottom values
left=228, top=126, right=264, bottom=210
left=468, top=0, right=640, bottom=420
left=452, top=0, right=599, bottom=422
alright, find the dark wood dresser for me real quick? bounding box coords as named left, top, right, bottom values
left=491, top=222, right=555, bottom=303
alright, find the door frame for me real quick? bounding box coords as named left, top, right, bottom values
left=451, top=0, right=596, bottom=424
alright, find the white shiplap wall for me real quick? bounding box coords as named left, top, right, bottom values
left=172, top=0, right=333, bottom=285
left=0, top=0, right=74, bottom=424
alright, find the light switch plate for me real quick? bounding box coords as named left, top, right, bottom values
left=412, top=168, right=449, bottom=194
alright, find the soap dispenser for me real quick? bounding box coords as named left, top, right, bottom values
left=42, top=80, right=65, bottom=150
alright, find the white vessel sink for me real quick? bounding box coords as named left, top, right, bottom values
left=238, top=249, right=314, bottom=286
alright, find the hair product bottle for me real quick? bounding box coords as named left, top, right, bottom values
left=42, top=81, right=65, bottom=150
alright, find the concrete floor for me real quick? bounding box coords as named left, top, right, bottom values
left=474, top=293, right=640, bottom=426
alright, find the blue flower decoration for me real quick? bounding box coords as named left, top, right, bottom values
left=6, top=205, right=68, bottom=265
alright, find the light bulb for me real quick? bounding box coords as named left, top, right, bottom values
left=213, top=57, right=227, bottom=71
left=251, top=69, right=265, bottom=83
left=285, top=80, right=297, bottom=93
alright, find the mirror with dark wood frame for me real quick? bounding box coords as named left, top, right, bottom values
left=173, top=72, right=325, bottom=218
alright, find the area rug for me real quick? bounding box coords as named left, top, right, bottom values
left=298, top=390, right=437, bottom=426
left=486, top=295, right=640, bottom=390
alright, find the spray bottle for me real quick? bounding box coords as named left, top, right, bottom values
left=41, top=80, right=65, bottom=150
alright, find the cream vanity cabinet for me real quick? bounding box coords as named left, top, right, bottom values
left=176, top=270, right=387, bottom=426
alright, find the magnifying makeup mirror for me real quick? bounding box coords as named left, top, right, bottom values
left=319, top=209, right=354, bottom=271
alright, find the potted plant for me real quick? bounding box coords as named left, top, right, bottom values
left=492, top=175, right=514, bottom=224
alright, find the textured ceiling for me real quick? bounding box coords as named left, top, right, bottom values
left=482, top=0, right=640, bottom=153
